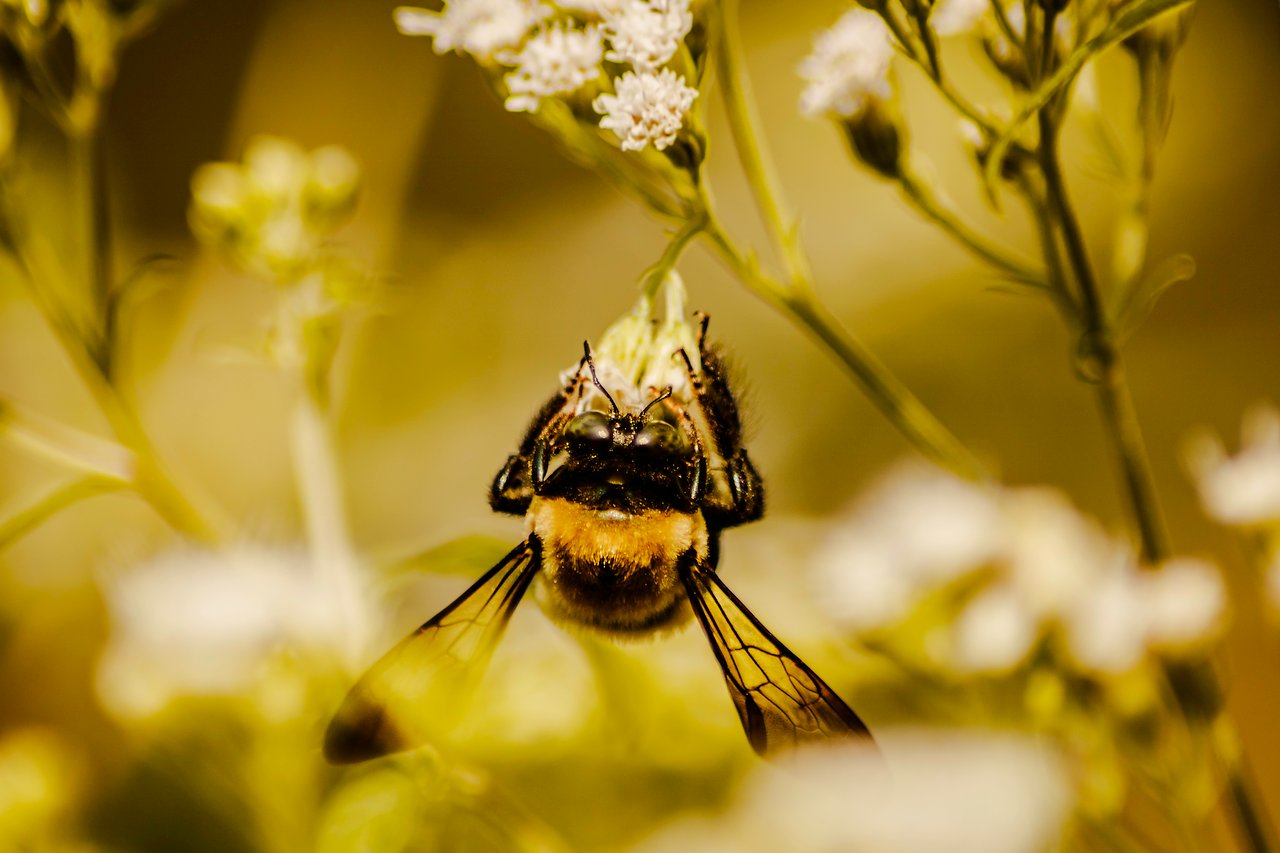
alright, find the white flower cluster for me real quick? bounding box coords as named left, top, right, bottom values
left=562, top=271, right=701, bottom=413
left=798, top=8, right=894, bottom=120
left=811, top=463, right=1227, bottom=677
left=189, top=136, right=360, bottom=281
left=601, top=0, right=692, bottom=71
left=1188, top=403, right=1280, bottom=607
left=394, top=1, right=552, bottom=60
left=1188, top=404, right=1280, bottom=528
left=395, top=0, right=698, bottom=152
left=500, top=23, right=605, bottom=112
left=590, top=0, right=698, bottom=150
left=633, top=731, right=1071, bottom=853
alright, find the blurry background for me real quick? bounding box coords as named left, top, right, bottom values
left=1, top=0, right=1278, bottom=849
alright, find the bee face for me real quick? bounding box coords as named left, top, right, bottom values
left=323, top=322, right=873, bottom=766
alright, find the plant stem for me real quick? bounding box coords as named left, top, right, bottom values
left=1035, top=86, right=1277, bottom=853
left=0, top=476, right=126, bottom=550
left=1036, top=109, right=1168, bottom=562
left=898, top=167, right=1041, bottom=281
left=642, top=209, right=706, bottom=300
left=702, top=218, right=985, bottom=480
left=712, top=0, right=812, bottom=293
left=1213, top=718, right=1279, bottom=853
left=72, top=126, right=114, bottom=372
left=290, top=382, right=366, bottom=666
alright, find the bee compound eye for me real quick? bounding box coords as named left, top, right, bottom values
left=634, top=421, right=681, bottom=453
left=566, top=411, right=613, bottom=445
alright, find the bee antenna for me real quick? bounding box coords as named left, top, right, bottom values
left=582, top=340, right=619, bottom=415
left=639, top=386, right=674, bottom=419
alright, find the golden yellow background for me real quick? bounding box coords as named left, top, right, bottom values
left=1, top=0, right=1277, bottom=848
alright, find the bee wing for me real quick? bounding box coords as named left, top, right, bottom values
left=324, top=539, right=540, bottom=764
left=679, top=559, right=872, bottom=756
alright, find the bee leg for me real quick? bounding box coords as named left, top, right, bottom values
left=726, top=449, right=764, bottom=524
left=490, top=454, right=532, bottom=515
left=490, top=382, right=576, bottom=516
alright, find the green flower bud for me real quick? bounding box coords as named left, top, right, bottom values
left=841, top=98, right=902, bottom=180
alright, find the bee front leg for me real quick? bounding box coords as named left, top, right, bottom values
left=725, top=449, right=764, bottom=524
left=490, top=384, right=577, bottom=516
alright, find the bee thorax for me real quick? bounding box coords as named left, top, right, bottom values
left=529, top=497, right=707, bottom=634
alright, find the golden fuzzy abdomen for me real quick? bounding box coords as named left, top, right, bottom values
left=528, top=497, right=708, bottom=634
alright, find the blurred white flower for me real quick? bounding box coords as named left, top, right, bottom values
left=633, top=730, right=1071, bottom=853
left=931, top=0, right=991, bottom=36
left=1187, top=403, right=1280, bottom=527
left=594, top=68, right=697, bottom=151
left=1061, top=565, right=1148, bottom=674
left=1143, top=557, right=1227, bottom=651
left=1002, top=488, right=1115, bottom=620
left=811, top=462, right=1004, bottom=631
left=501, top=23, right=604, bottom=113
left=798, top=8, right=894, bottom=119
left=96, top=545, right=348, bottom=718
left=814, top=462, right=1228, bottom=677
left=190, top=136, right=361, bottom=281
left=394, top=0, right=551, bottom=60
left=601, top=0, right=692, bottom=72
left=949, top=583, right=1039, bottom=673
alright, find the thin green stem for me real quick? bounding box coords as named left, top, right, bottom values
left=8, top=224, right=220, bottom=543
left=1013, top=171, right=1077, bottom=319
left=898, top=166, right=1042, bottom=281
left=642, top=209, right=706, bottom=300
left=702, top=217, right=985, bottom=480
left=712, top=0, right=812, bottom=292
left=0, top=476, right=126, bottom=550
left=1032, top=53, right=1275, bottom=853
left=1036, top=108, right=1167, bottom=562
left=1212, top=718, right=1279, bottom=853
left=290, top=364, right=367, bottom=666
left=72, top=126, right=114, bottom=374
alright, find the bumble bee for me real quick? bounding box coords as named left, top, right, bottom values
left=324, top=316, right=871, bottom=763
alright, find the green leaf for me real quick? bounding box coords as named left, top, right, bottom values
left=381, top=533, right=515, bottom=580
left=1113, top=253, right=1195, bottom=344
left=981, top=0, right=1197, bottom=200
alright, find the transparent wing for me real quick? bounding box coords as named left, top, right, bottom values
left=324, top=539, right=540, bottom=764
left=680, top=559, right=873, bottom=756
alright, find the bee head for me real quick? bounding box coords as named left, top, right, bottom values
left=562, top=346, right=692, bottom=458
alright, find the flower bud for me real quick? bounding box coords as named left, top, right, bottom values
left=841, top=98, right=902, bottom=180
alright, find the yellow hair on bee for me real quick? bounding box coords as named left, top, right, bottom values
left=528, top=497, right=708, bottom=633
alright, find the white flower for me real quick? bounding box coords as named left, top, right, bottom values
left=563, top=271, right=701, bottom=412
left=931, top=0, right=991, bottom=37
left=1061, top=564, right=1149, bottom=674
left=634, top=731, right=1071, bottom=853
left=1187, top=403, right=1280, bottom=526
left=96, top=545, right=345, bottom=718
left=1002, top=488, right=1115, bottom=619
left=501, top=24, right=604, bottom=112
left=394, top=0, right=551, bottom=61
left=798, top=8, right=894, bottom=119
left=601, top=0, right=692, bottom=72
left=949, top=583, right=1039, bottom=673
left=812, top=462, right=1004, bottom=631
left=1143, top=557, right=1226, bottom=651
left=813, top=461, right=1229, bottom=678
left=594, top=68, right=697, bottom=151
